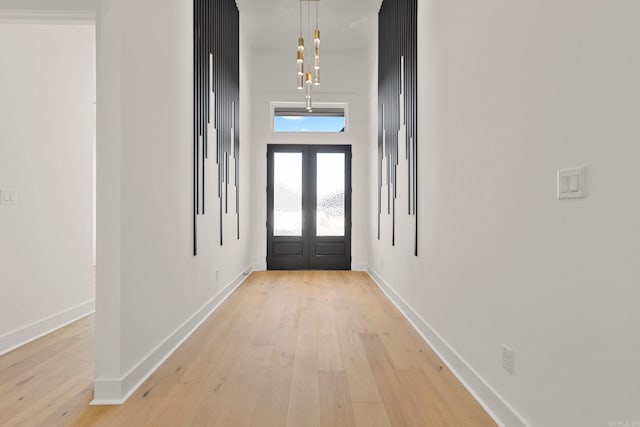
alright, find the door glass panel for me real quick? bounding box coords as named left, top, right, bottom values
left=274, top=152, right=302, bottom=236
left=316, top=153, right=345, bottom=236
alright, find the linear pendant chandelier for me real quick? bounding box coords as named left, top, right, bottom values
left=296, top=0, right=320, bottom=111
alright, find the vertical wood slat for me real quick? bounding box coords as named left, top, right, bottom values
left=193, top=0, right=198, bottom=256
left=193, top=0, right=240, bottom=254
left=195, top=0, right=200, bottom=217
left=411, top=0, right=418, bottom=255
left=378, top=0, right=418, bottom=255
left=201, top=0, right=205, bottom=211
left=201, top=0, right=206, bottom=214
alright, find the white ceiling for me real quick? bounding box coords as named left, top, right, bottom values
left=0, top=0, right=380, bottom=50
left=236, top=0, right=381, bottom=50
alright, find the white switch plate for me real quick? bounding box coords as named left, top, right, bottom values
left=557, top=167, right=585, bottom=199
left=0, top=189, right=18, bottom=206
left=503, top=344, right=514, bottom=374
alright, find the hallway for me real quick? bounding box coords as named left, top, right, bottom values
left=1, top=271, right=494, bottom=426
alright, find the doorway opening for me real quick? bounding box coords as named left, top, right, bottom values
left=267, top=144, right=352, bottom=270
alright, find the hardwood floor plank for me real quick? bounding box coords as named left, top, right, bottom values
left=286, top=282, right=321, bottom=427
left=352, top=402, right=392, bottom=427
left=319, top=370, right=357, bottom=427
left=334, top=316, right=383, bottom=403
left=359, top=332, right=410, bottom=426
left=317, top=277, right=345, bottom=371
left=396, top=369, right=452, bottom=426
left=212, top=344, right=273, bottom=426
left=248, top=328, right=297, bottom=426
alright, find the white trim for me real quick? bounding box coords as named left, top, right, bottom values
left=251, top=262, right=267, bottom=271
left=366, top=266, right=530, bottom=427
left=91, top=265, right=254, bottom=405
left=0, top=10, right=95, bottom=24
left=0, top=299, right=95, bottom=356
left=351, top=263, right=368, bottom=272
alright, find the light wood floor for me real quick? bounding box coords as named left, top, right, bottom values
left=0, top=271, right=496, bottom=426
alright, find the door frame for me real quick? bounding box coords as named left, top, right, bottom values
left=266, top=144, right=352, bottom=270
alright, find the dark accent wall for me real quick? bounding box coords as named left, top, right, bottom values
left=378, top=0, right=418, bottom=255
left=193, top=0, right=240, bottom=255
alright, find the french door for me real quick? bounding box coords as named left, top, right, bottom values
left=267, top=144, right=352, bottom=270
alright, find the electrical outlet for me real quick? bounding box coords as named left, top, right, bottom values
left=503, top=345, right=514, bottom=374
left=215, top=270, right=220, bottom=280
left=380, top=259, right=384, bottom=269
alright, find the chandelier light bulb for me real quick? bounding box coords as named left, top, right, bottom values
left=297, top=50, right=304, bottom=77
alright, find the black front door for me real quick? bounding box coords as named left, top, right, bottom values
left=267, top=144, right=352, bottom=270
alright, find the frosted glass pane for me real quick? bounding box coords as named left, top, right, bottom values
left=274, top=152, right=302, bottom=236
left=316, top=153, right=345, bottom=236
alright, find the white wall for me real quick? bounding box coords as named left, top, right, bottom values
left=94, top=0, right=252, bottom=402
left=0, top=22, right=95, bottom=355
left=249, top=48, right=372, bottom=270
left=368, top=1, right=640, bottom=426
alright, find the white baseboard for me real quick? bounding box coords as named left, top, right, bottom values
left=0, top=299, right=95, bottom=356
left=366, top=266, right=529, bottom=427
left=352, top=263, right=368, bottom=272
left=91, top=265, right=254, bottom=405
left=251, top=262, right=267, bottom=271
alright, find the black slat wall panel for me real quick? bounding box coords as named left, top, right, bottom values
left=193, top=0, right=240, bottom=255
left=378, top=0, right=418, bottom=256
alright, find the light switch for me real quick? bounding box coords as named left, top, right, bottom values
left=557, top=167, right=585, bottom=199
left=1, top=189, right=18, bottom=206
left=569, top=175, right=579, bottom=192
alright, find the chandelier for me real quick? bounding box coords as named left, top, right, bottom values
left=296, top=0, right=320, bottom=111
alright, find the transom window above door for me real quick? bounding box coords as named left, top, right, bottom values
left=272, top=103, right=348, bottom=133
